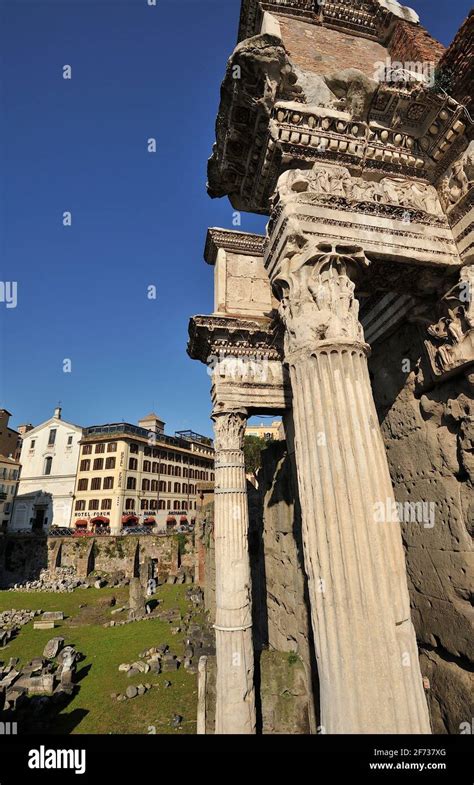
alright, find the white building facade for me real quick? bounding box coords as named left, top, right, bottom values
left=10, top=408, right=82, bottom=531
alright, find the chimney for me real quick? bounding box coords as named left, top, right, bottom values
left=54, top=406, right=62, bottom=420
left=17, top=424, right=34, bottom=435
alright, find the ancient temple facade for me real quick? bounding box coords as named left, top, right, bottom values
left=188, top=1, right=473, bottom=734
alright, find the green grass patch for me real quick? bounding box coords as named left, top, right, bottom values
left=0, top=586, right=199, bottom=735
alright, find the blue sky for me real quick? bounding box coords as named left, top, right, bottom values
left=0, top=0, right=471, bottom=436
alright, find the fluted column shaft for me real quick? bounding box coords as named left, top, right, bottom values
left=212, top=409, right=256, bottom=734
left=273, top=242, right=431, bottom=733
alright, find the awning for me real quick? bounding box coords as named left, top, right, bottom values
left=143, top=517, right=156, bottom=525
left=75, top=520, right=88, bottom=527
left=166, top=516, right=177, bottom=524
left=180, top=516, right=188, bottom=523
left=91, top=516, right=110, bottom=525
left=122, top=514, right=138, bottom=524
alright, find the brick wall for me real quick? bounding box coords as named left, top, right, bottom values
left=275, top=15, right=388, bottom=78
left=388, top=19, right=445, bottom=65
left=437, top=11, right=473, bottom=110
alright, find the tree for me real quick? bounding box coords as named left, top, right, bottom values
left=243, top=435, right=267, bottom=484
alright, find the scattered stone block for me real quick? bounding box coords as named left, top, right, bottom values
left=34, top=621, right=55, bottom=630
left=43, top=637, right=64, bottom=660
left=42, top=611, right=64, bottom=622
left=162, top=654, right=179, bottom=672
left=125, top=685, right=138, bottom=699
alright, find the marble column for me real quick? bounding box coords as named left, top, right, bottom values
left=212, top=408, right=256, bottom=734
left=272, top=241, right=431, bottom=734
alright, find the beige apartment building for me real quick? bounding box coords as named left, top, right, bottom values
left=0, top=454, right=21, bottom=530
left=245, top=420, right=284, bottom=442
left=71, top=414, right=214, bottom=534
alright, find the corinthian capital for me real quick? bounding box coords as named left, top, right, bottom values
left=212, top=409, right=248, bottom=452
left=272, top=240, right=370, bottom=358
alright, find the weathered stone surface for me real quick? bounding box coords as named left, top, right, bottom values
left=260, top=651, right=312, bottom=735
left=128, top=577, right=146, bottom=620
left=370, top=321, right=474, bottom=733
left=43, top=637, right=64, bottom=660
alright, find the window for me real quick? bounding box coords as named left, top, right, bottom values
left=174, top=482, right=181, bottom=493
left=102, top=499, right=112, bottom=510
left=168, top=465, right=174, bottom=475
left=158, top=481, right=165, bottom=492
left=75, top=500, right=86, bottom=511
left=129, top=458, right=138, bottom=471
left=82, top=444, right=93, bottom=455
left=143, top=460, right=151, bottom=473
left=142, top=478, right=150, bottom=491
left=129, top=443, right=139, bottom=454
left=158, top=500, right=165, bottom=510
left=30, top=439, right=36, bottom=449
left=95, top=443, right=105, bottom=454
left=80, top=459, right=90, bottom=471
left=88, top=499, right=100, bottom=511
left=103, top=477, right=114, bottom=490
left=189, top=469, right=194, bottom=479
left=141, top=499, right=148, bottom=510
left=107, top=442, right=117, bottom=453
left=93, top=458, right=104, bottom=471
left=144, top=447, right=152, bottom=457
left=152, top=462, right=158, bottom=473
left=127, top=477, right=137, bottom=490
left=149, top=499, right=157, bottom=511
left=91, top=477, right=101, bottom=491
left=173, top=500, right=180, bottom=510
left=44, top=457, right=53, bottom=475
left=78, top=479, right=88, bottom=491
left=125, top=498, right=135, bottom=510
left=48, top=429, right=57, bottom=446
left=105, top=457, right=116, bottom=470
left=151, top=480, right=158, bottom=492
left=167, top=500, right=171, bottom=510
left=183, top=468, right=188, bottom=478
left=182, top=484, right=188, bottom=494
left=167, top=481, right=171, bottom=493
left=152, top=448, right=159, bottom=458
left=67, top=435, right=73, bottom=445
left=175, top=466, right=181, bottom=477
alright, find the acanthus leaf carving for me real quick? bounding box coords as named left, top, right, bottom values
left=272, top=239, right=370, bottom=358
left=212, top=409, right=248, bottom=452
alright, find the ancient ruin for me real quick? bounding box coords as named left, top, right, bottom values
left=188, top=2, right=473, bottom=734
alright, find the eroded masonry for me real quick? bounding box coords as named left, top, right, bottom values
left=188, top=1, right=473, bottom=734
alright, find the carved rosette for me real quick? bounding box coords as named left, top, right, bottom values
left=272, top=241, right=370, bottom=360
left=425, top=265, right=474, bottom=380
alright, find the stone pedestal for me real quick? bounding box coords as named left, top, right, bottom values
left=270, top=240, right=431, bottom=733
left=212, top=409, right=256, bottom=734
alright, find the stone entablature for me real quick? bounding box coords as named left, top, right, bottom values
left=238, top=0, right=420, bottom=44
left=208, top=31, right=467, bottom=213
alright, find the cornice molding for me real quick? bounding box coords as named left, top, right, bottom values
left=204, top=228, right=266, bottom=265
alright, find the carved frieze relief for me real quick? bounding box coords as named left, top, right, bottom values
left=276, top=163, right=445, bottom=220
left=424, top=265, right=474, bottom=381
